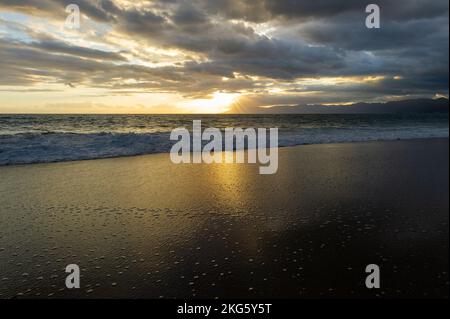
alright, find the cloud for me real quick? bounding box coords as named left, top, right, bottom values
left=0, top=0, right=448, bottom=110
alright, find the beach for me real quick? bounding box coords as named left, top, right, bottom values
left=0, top=138, right=448, bottom=298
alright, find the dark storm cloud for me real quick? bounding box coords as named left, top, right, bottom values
left=0, top=0, right=119, bottom=22
left=30, top=39, right=127, bottom=61
left=189, top=38, right=348, bottom=79
left=172, top=3, right=209, bottom=26
left=264, top=0, right=448, bottom=21
left=0, top=0, right=448, bottom=105
left=0, top=38, right=184, bottom=86
left=119, top=8, right=169, bottom=36
left=298, top=15, right=447, bottom=50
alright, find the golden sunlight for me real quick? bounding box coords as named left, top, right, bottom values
left=182, top=92, right=240, bottom=114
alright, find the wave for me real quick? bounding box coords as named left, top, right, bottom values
left=0, top=127, right=448, bottom=166
left=0, top=132, right=171, bottom=165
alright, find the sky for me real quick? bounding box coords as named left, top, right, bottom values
left=0, top=0, right=448, bottom=114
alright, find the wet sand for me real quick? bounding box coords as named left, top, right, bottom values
left=0, top=139, right=448, bottom=299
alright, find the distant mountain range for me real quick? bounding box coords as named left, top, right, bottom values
left=229, top=98, right=449, bottom=114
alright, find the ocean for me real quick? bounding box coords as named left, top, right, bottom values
left=0, top=113, right=448, bottom=165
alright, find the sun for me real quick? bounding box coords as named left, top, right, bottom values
left=183, top=92, right=239, bottom=113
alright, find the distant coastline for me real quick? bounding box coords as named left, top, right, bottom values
left=226, top=98, right=449, bottom=114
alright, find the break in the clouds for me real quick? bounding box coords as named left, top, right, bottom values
left=0, top=0, right=448, bottom=113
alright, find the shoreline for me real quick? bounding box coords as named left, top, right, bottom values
left=1, top=136, right=448, bottom=168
